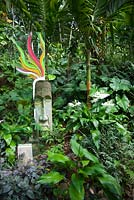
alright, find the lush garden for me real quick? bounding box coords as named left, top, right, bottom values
left=0, top=0, right=134, bottom=199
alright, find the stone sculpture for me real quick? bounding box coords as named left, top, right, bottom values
left=12, top=32, right=52, bottom=131
left=34, top=79, right=52, bottom=130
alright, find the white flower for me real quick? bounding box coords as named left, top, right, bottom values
left=102, top=100, right=115, bottom=107
left=75, top=101, right=81, bottom=106
left=0, top=120, right=4, bottom=123
left=68, top=100, right=81, bottom=107
left=68, top=102, right=75, bottom=107
left=92, top=91, right=110, bottom=103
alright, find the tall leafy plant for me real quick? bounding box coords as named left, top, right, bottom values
left=38, top=136, right=122, bottom=200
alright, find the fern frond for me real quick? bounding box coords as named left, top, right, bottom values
left=125, top=168, right=134, bottom=184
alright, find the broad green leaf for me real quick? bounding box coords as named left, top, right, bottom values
left=98, top=175, right=122, bottom=200
left=116, top=94, right=130, bottom=111
left=0, top=105, right=5, bottom=111
left=10, top=140, right=16, bottom=151
left=91, top=118, right=99, bottom=128
left=2, top=123, right=13, bottom=132
left=79, top=164, right=106, bottom=177
left=5, top=148, right=15, bottom=164
left=1, top=41, right=7, bottom=45
left=64, top=83, right=75, bottom=93
left=128, top=105, right=134, bottom=117
left=47, top=151, right=71, bottom=164
left=116, top=122, right=130, bottom=141
left=70, top=137, right=99, bottom=163
left=105, top=104, right=118, bottom=113
left=81, top=160, right=89, bottom=167
left=4, top=134, right=12, bottom=145
left=69, top=174, right=84, bottom=200
left=17, top=104, right=23, bottom=115
left=79, top=81, right=86, bottom=91
left=9, top=90, right=19, bottom=101
left=48, top=74, right=56, bottom=80
left=70, top=137, right=83, bottom=157
left=116, top=122, right=126, bottom=133
left=110, top=77, right=131, bottom=91
left=80, top=147, right=99, bottom=163
left=120, top=79, right=131, bottom=91
left=90, top=84, right=98, bottom=96
left=5, top=148, right=15, bottom=156
left=100, top=75, right=109, bottom=82
left=100, top=119, right=116, bottom=124
left=38, top=171, right=64, bottom=184
left=102, top=100, right=118, bottom=113
left=73, top=124, right=81, bottom=132
left=91, top=129, right=100, bottom=150
left=110, top=77, right=120, bottom=91
left=53, top=96, right=65, bottom=107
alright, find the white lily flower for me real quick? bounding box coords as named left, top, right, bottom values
left=68, top=100, right=81, bottom=107
left=92, top=91, right=110, bottom=103
left=68, top=103, right=75, bottom=107
left=102, top=100, right=115, bottom=107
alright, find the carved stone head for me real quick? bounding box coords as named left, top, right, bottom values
left=34, top=80, right=52, bottom=130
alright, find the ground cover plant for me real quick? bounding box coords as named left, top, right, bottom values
left=0, top=0, right=134, bottom=199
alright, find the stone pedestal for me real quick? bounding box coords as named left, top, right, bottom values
left=17, top=144, right=33, bottom=166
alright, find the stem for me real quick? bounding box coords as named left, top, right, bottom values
left=67, top=20, right=74, bottom=80
left=58, top=20, right=62, bottom=43
left=11, top=4, right=15, bottom=28
left=86, top=49, right=91, bottom=107
left=67, top=52, right=72, bottom=80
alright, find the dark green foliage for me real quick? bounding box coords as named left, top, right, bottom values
left=0, top=155, right=53, bottom=200
left=0, top=1, right=134, bottom=199
left=0, top=122, right=33, bottom=164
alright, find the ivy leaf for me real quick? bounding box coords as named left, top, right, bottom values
left=4, top=134, right=12, bottom=145
left=116, top=95, right=130, bottom=111
left=5, top=148, right=15, bottom=156
left=5, top=148, right=15, bottom=164
left=38, top=171, right=64, bottom=184
left=69, top=174, right=85, bottom=200
left=10, top=140, right=16, bottom=151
